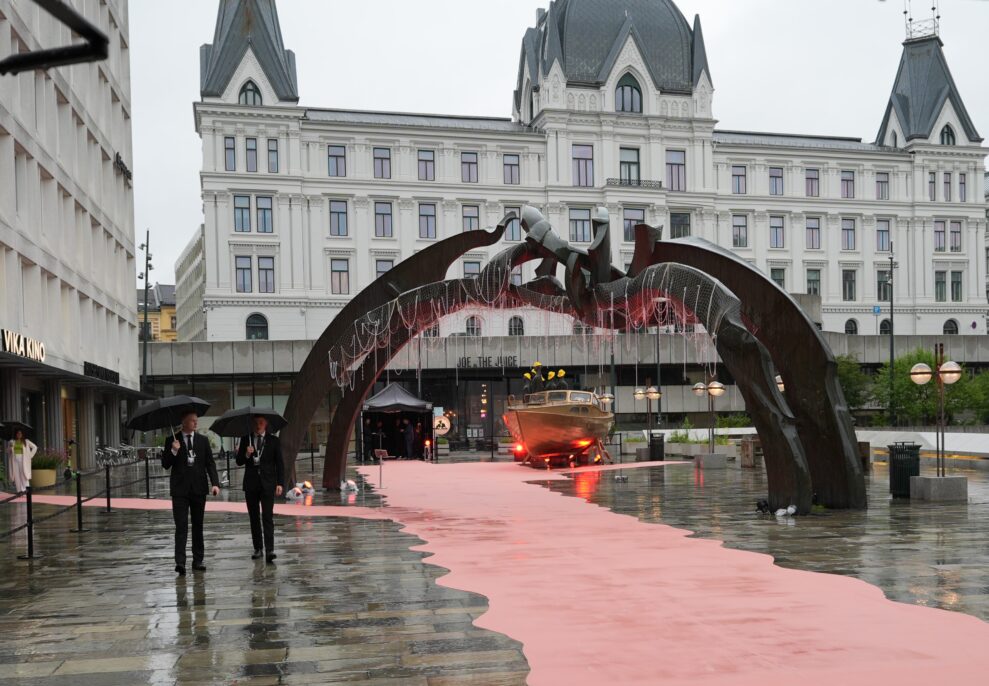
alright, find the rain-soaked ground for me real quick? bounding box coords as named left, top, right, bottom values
left=539, top=460, right=989, bottom=622
left=2, top=453, right=988, bottom=684
left=0, top=458, right=528, bottom=685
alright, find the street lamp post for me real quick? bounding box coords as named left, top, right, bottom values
left=633, top=384, right=662, bottom=433
left=138, top=230, right=153, bottom=391
left=692, top=377, right=726, bottom=453
left=888, top=241, right=896, bottom=426
left=909, top=344, right=961, bottom=478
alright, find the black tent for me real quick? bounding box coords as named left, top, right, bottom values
left=361, top=384, right=433, bottom=460
left=363, top=384, right=433, bottom=414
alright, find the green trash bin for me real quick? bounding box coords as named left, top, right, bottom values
left=888, top=442, right=920, bottom=498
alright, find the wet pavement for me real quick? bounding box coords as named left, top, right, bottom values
left=541, top=461, right=989, bottom=622
left=3, top=453, right=989, bottom=684
left=0, top=459, right=528, bottom=685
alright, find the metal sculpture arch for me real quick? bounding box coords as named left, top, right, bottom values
left=282, top=206, right=865, bottom=513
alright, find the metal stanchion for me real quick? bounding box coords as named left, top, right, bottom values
left=71, top=472, right=90, bottom=533
left=145, top=453, right=151, bottom=499
left=311, top=444, right=315, bottom=472
left=225, top=448, right=231, bottom=477
left=16, top=486, right=35, bottom=560
left=103, top=463, right=113, bottom=514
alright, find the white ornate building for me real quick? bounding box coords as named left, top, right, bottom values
left=0, top=0, right=139, bottom=464
left=181, top=0, right=987, bottom=343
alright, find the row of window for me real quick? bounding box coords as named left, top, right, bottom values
left=844, top=318, right=962, bottom=336
left=242, top=311, right=525, bottom=340
left=576, top=143, right=972, bottom=202
left=825, top=268, right=963, bottom=303
left=222, top=129, right=971, bottom=204
left=228, top=195, right=967, bottom=254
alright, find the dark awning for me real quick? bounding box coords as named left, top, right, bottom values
left=363, top=384, right=432, bottom=413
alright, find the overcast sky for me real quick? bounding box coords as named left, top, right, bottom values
left=129, top=0, right=989, bottom=285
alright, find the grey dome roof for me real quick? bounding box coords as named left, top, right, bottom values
left=516, top=0, right=709, bottom=102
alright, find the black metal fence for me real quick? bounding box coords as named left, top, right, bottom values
left=0, top=445, right=326, bottom=562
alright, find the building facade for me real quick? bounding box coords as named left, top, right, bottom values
left=0, top=0, right=139, bottom=466
left=180, top=0, right=987, bottom=345
left=137, top=283, right=177, bottom=342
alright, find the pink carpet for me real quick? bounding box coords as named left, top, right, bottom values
left=358, top=460, right=989, bottom=685
left=6, top=461, right=989, bottom=684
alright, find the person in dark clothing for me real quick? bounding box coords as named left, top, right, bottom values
left=362, top=417, right=374, bottom=462
left=162, top=411, right=221, bottom=576
left=402, top=418, right=415, bottom=460
left=235, top=415, right=285, bottom=564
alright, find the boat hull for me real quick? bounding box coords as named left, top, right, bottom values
left=504, top=404, right=613, bottom=459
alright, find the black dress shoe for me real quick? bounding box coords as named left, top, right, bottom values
left=251, top=549, right=263, bottom=560
left=192, top=562, right=206, bottom=571
left=265, top=554, right=276, bottom=564
left=175, top=564, right=186, bottom=576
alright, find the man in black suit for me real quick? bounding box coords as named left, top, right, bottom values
left=235, top=415, right=284, bottom=564
left=162, top=411, right=220, bottom=575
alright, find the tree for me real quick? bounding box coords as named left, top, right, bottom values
left=873, top=348, right=977, bottom=425
left=835, top=355, right=871, bottom=410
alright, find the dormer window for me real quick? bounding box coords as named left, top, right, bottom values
left=615, top=74, right=642, bottom=114
left=940, top=125, right=956, bottom=145
left=890, top=131, right=898, bottom=148
left=239, top=80, right=262, bottom=106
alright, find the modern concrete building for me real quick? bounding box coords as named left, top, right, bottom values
left=0, top=0, right=139, bottom=466
left=179, top=0, right=987, bottom=344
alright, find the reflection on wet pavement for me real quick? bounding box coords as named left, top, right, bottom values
left=542, top=462, right=989, bottom=622
left=0, top=464, right=528, bottom=685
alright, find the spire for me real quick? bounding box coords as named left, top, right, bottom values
left=691, top=14, right=711, bottom=87
left=200, top=0, right=298, bottom=103
left=875, top=35, right=981, bottom=145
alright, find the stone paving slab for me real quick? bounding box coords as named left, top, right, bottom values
left=0, top=497, right=528, bottom=685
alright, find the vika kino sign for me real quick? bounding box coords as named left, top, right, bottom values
left=1, top=329, right=46, bottom=363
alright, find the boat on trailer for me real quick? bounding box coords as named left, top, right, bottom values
left=503, top=389, right=614, bottom=467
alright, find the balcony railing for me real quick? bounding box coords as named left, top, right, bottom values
left=606, top=178, right=664, bottom=189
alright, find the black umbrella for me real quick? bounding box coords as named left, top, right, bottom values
left=209, top=406, right=286, bottom=438
left=126, top=396, right=211, bottom=434
left=0, top=420, right=32, bottom=441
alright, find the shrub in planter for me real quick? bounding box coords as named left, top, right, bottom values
left=32, top=450, right=68, bottom=471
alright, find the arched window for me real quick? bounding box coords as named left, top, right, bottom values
left=879, top=319, right=892, bottom=335
left=940, top=125, right=956, bottom=146
left=239, top=80, right=262, bottom=106
left=844, top=319, right=859, bottom=335
left=890, top=131, right=898, bottom=148
left=246, top=313, right=268, bottom=340
left=508, top=316, right=525, bottom=336
left=615, top=73, right=642, bottom=114
left=943, top=319, right=959, bottom=335
left=465, top=316, right=481, bottom=337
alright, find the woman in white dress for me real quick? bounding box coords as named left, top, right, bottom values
left=7, top=429, right=37, bottom=495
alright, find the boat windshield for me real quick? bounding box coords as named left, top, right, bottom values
left=524, top=393, right=547, bottom=405
left=547, top=391, right=568, bottom=403
left=569, top=392, right=593, bottom=403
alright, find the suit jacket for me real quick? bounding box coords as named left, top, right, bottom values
left=161, top=432, right=219, bottom=498
left=235, top=433, right=285, bottom=494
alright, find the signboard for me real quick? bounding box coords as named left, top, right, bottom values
left=456, top=355, right=518, bottom=369
left=84, top=361, right=120, bottom=385
left=432, top=415, right=451, bottom=436
left=872, top=306, right=882, bottom=315
left=0, top=329, right=45, bottom=363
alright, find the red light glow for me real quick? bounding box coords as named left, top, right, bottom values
left=514, top=443, right=525, bottom=453
left=574, top=439, right=593, bottom=448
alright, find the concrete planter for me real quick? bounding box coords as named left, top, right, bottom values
left=623, top=441, right=645, bottom=455
left=30, top=469, right=57, bottom=489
